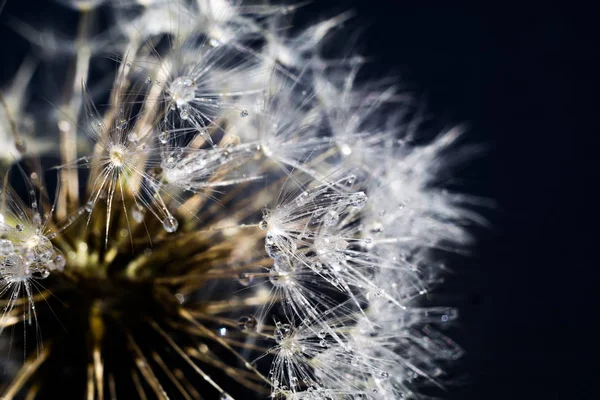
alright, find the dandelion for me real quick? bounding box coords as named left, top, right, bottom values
left=0, top=1, right=482, bottom=399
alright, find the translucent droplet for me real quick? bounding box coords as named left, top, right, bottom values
left=237, top=315, right=257, bottom=332
left=170, top=76, right=196, bottom=106
left=269, top=255, right=294, bottom=287
left=350, top=192, right=368, bottom=209
left=323, top=210, right=339, bottom=227
left=131, top=207, right=143, bottom=223
left=220, top=394, right=233, bottom=400
left=240, top=109, right=249, bottom=118
left=162, top=216, right=178, bottom=233
left=15, top=224, right=24, bottom=232
left=180, top=108, right=190, bottom=120
left=175, top=293, right=185, bottom=304
left=159, top=131, right=169, bottom=144
left=53, top=254, right=66, bottom=271
left=296, top=191, right=310, bottom=206
left=258, top=220, right=268, bottom=230
left=38, top=268, right=51, bottom=279
left=237, top=272, right=253, bottom=286
left=145, top=77, right=152, bottom=84
left=0, top=239, right=14, bottom=255
left=32, top=213, right=42, bottom=227
left=84, top=201, right=94, bottom=213
left=265, top=233, right=296, bottom=259
left=274, top=323, right=291, bottom=343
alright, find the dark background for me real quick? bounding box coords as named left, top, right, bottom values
left=1, top=1, right=597, bottom=399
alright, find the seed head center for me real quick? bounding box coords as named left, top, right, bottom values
left=109, top=145, right=127, bottom=167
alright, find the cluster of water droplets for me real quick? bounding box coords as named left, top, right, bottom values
left=0, top=208, right=64, bottom=283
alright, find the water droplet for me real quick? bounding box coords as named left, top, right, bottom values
left=145, top=77, right=152, bottom=84
left=53, top=254, right=66, bottom=270
left=274, top=323, right=291, bottom=343
left=0, top=239, right=14, bottom=255
left=15, top=139, right=26, bottom=153
left=38, top=268, right=50, bottom=279
left=350, top=192, right=368, bottom=209
left=265, top=233, right=296, bottom=259
left=15, top=224, right=24, bottom=232
left=323, top=210, right=339, bottom=227
left=240, top=109, right=248, bottom=118
left=237, top=272, right=253, bottom=286
left=175, top=293, right=185, bottom=304
left=162, top=216, right=178, bottom=233
left=237, top=316, right=257, bottom=332
left=159, top=131, right=169, bottom=144
left=296, top=191, right=310, bottom=206
left=258, top=220, right=268, bottom=230
left=84, top=201, right=94, bottom=213
left=170, top=76, right=196, bottom=106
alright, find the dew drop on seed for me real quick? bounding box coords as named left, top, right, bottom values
left=159, top=131, right=169, bottom=144
left=237, top=315, right=257, bottom=332
left=240, top=109, right=248, bottom=118
left=238, top=272, right=253, bottom=286
left=162, top=216, right=178, bottom=233
left=323, top=210, right=339, bottom=227
left=175, top=293, right=185, bottom=304
left=0, top=239, right=14, bottom=255
left=274, top=323, right=291, bottom=343
left=350, top=192, right=368, bottom=209
left=296, top=191, right=310, bottom=206
left=258, top=220, right=268, bottom=230
left=131, top=207, right=143, bottom=223
left=54, top=254, right=66, bottom=270
left=220, top=394, right=233, bottom=400
left=15, top=224, right=23, bottom=232
left=145, top=77, right=152, bottom=84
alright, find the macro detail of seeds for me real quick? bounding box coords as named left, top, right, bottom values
left=0, top=0, right=481, bottom=399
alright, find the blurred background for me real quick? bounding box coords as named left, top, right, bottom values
left=0, top=1, right=595, bottom=399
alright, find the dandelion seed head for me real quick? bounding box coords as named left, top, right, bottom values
left=0, top=0, right=483, bottom=398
